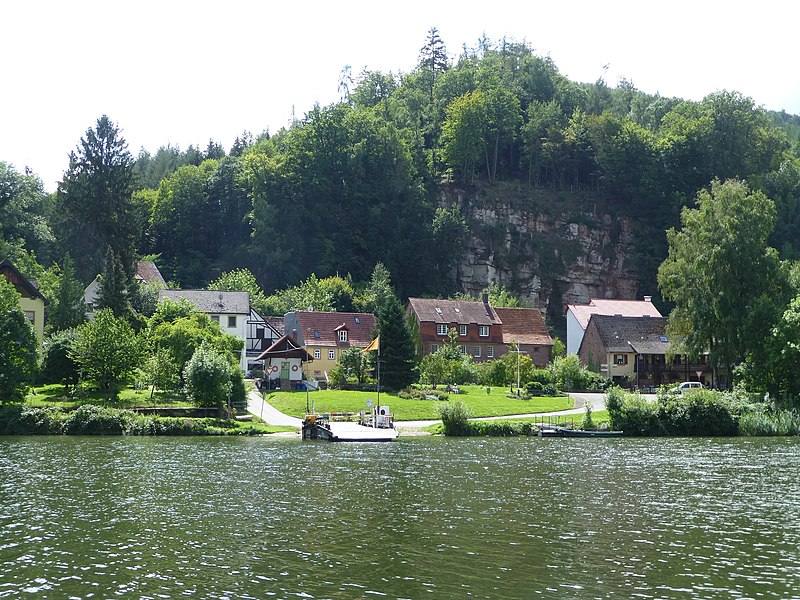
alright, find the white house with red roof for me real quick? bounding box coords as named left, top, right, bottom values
left=565, top=296, right=662, bottom=355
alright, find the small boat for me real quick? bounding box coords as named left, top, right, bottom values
left=537, top=424, right=623, bottom=438
left=562, top=429, right=623, bottom=438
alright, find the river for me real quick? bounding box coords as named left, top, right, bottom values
left=1, top=436, right=799, bottom=599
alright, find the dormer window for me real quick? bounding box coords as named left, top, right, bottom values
left=339, top=330, right=348, bottom=343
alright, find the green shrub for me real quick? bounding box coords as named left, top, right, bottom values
left=466, top=420, right=536, bottom=436
left=542, top=384, right=558, bottom=396
left=399, top=388, right=448, bottom=401
left=655, top=390, right=738, bottom=436
left=437, top=399, right=471, bottom=436
left=529, top=369, right=553, bottom=385
left=62, top=404, right=132, bottom=435
left=737, top=409, right=800, bottom=436
left=526, top=381, right=543, bottom=394
left=184, top=341, right=233, bottom=408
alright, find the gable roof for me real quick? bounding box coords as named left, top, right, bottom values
left=586, top=314, right=670, bottom=354
left=158, top=289, right=250, bottom=314
left=407, top=297, right=500, bottom=326
left=567, top=298, right=662, bottom=330
left=494, top=307, right=553, bottom=346
left=255, top=334, right=313, bottom=362
left=135, top=261, right=166, bottom=285
left=0, top=259, right=48, bottom=304
left=290, top=311, right=376, bottom=347
left=266, top=316, right=285, bottom=336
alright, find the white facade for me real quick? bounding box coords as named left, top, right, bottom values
left=159, top=290, right=250, bottom=371
left=566, top=309, right=583, bottom=355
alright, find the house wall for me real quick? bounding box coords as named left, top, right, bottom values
left=265, top=357, right=304, bottom=381
left=209, top=312, right=248, bottom=371
left=20, top=296, right=45, bottom=346
left=578, top=321, right=634, bottom=380
left=566, top=310, right=583, bottom=355
left=494, top=343, right=551, bottom=367
left=415, top=321, right=504, bottom=362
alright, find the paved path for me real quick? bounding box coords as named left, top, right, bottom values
left=247, top=391, right=303, bottom=427
left=247, top=391, right=613, bottom=432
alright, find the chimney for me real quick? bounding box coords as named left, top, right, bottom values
left=291, top=328, right=297, bottom=341
left=482, top=292, right=489, bottom=304
left=643, top=296, right=652, bottom=302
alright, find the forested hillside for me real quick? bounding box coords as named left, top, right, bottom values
left=3, top=30, right=800, bottom=314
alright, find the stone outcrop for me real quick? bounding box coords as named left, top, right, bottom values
left=444, top=186, right=642, bottom=318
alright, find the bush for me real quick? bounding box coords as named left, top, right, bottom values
left=738, top=409, right=800, bottom=436
left=529, top=369, right=553, bottom=385
left=437, top=399, right=471, bottom=436
left=184, top=341, right=233, bottom=408
left=465, top=420, right=536, bottom=436
left=398, top=388, right=449, bottom=401
left=542, top=384, right=558, bottom=396
left=61, top=404, right=131, bottom=435
left=655, top=390, right=738, bottom=436
left=526, top=381, right=543, bottom=394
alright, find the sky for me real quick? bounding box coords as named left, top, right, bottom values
left=3, top=0, right=799, bottom=192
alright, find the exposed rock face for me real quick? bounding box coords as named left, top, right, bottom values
left=445, top=187, right=642, bottom=318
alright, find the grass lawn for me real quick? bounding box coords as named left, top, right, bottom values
left=265, top=384, right=573, bottom=421
left=25, top=383, right=192, bottom=409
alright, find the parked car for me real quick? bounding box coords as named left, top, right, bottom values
left=670, top=381, right=704, bottom=394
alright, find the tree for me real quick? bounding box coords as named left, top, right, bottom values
left=208, top=268, right=269, bottom=315
left=0, top=278, right=38, bottom=403
left=41, top=255, right=86, bottom=334
left=441, top=91, right=488, bottom=183
left=373, top=294, right=417, bottom=390
left=69, top=308, right=143, bottom=397
left=658, top=179, right=786, bottom=384
left=54, top=115, right=137, bottom=283
left=40, top=328, right=80, bottom=392
left=142, top=347, right=180, bottom=399
left=95, top=246, right=132, bottom=319
left=419, top=350, right=448, bottom=388
left=184, top=341, right=233, bottom=409
left=336, top=346, right=369, bottom=384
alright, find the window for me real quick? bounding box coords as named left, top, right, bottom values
left=487, top=346, right=494, bottom=358
left=479, top=325, right=489, bottom=337
left=228, top=316, right=236, bottom=328
left=328, top=350, right=335, bottom=360
left=314, top=349, right=321, bottom=360
left=459, top=324, right=467, bottom=336
left=431, top=344, right=440, bottom=353
left=211, top=315, right=220, bottom=323
left=459, top=346, right=467, bottom=355
left=436, top=324, right=448, bottom=336
left=24, top=311, right=35, bottom=324
left=613, top=354, right=628, bottom=365
left=338, top=330, right=348, bottom=343
left=473, top=346, right=481, bottom=358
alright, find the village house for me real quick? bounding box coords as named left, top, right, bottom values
left=84, top=260, right=166, bottom=319
left=578, top=314, right=713, bottom=388
left=565, top=296, right=662, bottom=355
left=406, top=295, right=553, bottom=366
left=159, top=289, right=250, bottom=371
left=283, top=311, right=376, bottom=381
left=246, top=308, right=283, bottom=373
left=0, top=259, right=48, bottom=346
left=255, top=334, right=313, bottom=390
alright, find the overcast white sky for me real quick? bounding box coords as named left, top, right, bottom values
left=3, top=0, right=798, bottom=191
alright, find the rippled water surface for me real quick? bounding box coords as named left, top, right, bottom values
left=1, top=436, right=799, bottom=599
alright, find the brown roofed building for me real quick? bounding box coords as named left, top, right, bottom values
left=407, top=295, right=552, bottom=365
left=283, top=311, right=376, bottom=380
left=494, top=307, right=554, bottom=366
left=1, top=259, right=48, bottom=346
left=579, top=314, right=713, bottom=389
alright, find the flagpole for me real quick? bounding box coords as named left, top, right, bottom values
left=376, top=337, right=380, bottom=428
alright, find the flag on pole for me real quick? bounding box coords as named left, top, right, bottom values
left=363, top=336, right=380, bottom=353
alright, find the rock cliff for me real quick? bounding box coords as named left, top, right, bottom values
left=444, top=185, right=644, bottom=322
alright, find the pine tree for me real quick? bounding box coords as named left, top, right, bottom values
left=54, top=115, right=136, bottom=283
left=375, top=294, right=417, bottom=391
left=96, top=246, right=132, bottom=319
left=47, top=255, right=86, bottom=334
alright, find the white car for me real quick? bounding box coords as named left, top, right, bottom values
left=670, top=381, right=704, bottom=394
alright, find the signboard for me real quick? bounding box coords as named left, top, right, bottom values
left=366, top=399, right=373, bottom=408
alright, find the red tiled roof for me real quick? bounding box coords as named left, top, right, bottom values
left=407, top=297, right=499, bottom=326
left=266, top=316, right=285, bottom=335
left=495, top=307, right=553, bottom=346
left=135, top=261, right=166, bottom=285
left=294, top=312, right=375, bottom=347
left=566, top=298, right=662, bottom=329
